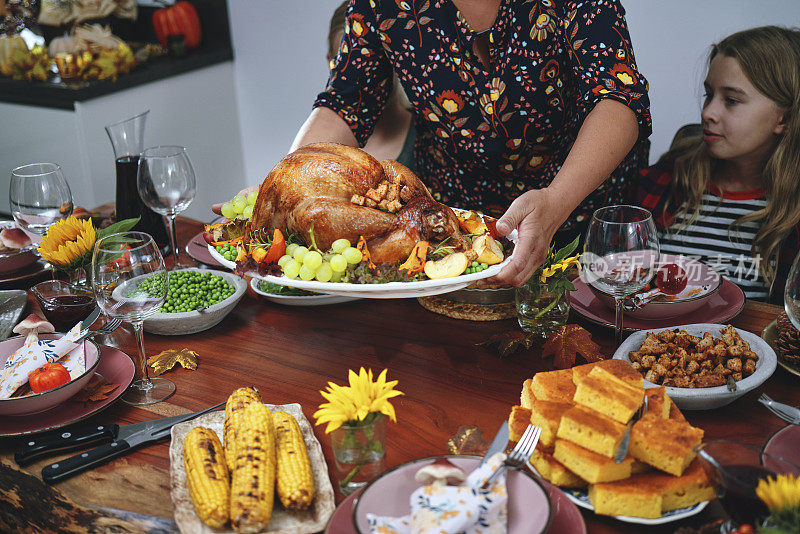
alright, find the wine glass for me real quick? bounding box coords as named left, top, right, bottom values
left=137, top=146, right=196, bottom=268
left=9, top=162, right=73, bottom=237
left=784, top=250, right=800, bottom=330
left=92, top=231, right=175, bottom=405
left=696, top=440, right=800, bottom=533
left=581, top=205, right=659, bottom=344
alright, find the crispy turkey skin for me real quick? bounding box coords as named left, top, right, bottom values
left=249, top=143, right=468, bottom=263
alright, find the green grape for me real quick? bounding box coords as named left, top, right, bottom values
left=277, top=254, right=292, bottom=268
left=303, top=250, right=323, bottom=270
left=331, top=238, right=351, bottom=254
left=330, top=254, right=347, bottom=272
left=298, top=264, right=315, bottom=281
left=246, top=191, right=258, bottom=205
left=220, top=202, right=236, bottom=219
left=330, top=269, right=343, bottom=282
left=283, top=259, right=301, bottom=279
left=342, top=246, right=363, bottom=264
left=231, top=195, right=246, bottom=213
left=242, top=205, right=254, bottom=219
left=285, top=243, right=299, bottom=257
left=292, top=246, right=309, bottom=262
left=315, top=262, right=333, bottom=282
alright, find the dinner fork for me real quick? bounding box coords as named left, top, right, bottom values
left=74, top=318, right=123, bottom=343
left=482, top=423, right=542, bottom=488
left=614, top=395, right=649, bottom=463
left=758, top=393, right=800, bottom=425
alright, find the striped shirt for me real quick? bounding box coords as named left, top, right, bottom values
left=658, top=186, right=769, bottom=300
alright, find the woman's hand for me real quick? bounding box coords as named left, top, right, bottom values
left=211, top=184, right=259, bottom=215
left=488, top=187, right=567, bottom=287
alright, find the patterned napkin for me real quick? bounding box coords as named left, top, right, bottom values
left=367, top=453, right=509, bottom=534
left=0, top=323, right=85, bottom=398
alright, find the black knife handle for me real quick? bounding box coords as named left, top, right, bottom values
left=15, top=424, right=119, bottom=467
left=42, top=439, right=131, bottom=484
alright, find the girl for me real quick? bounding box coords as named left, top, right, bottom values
left=636, top=26, right=800, bottom=304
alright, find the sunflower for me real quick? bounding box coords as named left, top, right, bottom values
left=757, top=473, right=800, bottom=511
left=313, top=367, right=404, bottom=433
left=37, top=216, right=96, bottom=271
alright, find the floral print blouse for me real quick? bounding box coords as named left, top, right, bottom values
left=314, top=0, right=652, bottom=226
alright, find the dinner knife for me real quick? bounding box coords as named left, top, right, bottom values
left=15, top=403, right=218, bottom=466
left=480, top=421, right=509, bottom=466
left=39, top=400, right=225, bottom=484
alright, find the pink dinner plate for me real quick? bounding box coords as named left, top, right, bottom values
left=570, top=276, right=745, bottom=331
left=763, top=424, right=800, bottom=474
left=350, top=455, right=552, bottom=534
left=185, top=231, right=224, bottom=268
left=0, top=344, right=135, bottom=436
left=325, top=467, right=585, bottom=534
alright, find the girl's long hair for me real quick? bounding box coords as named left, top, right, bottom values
left=663, top=26, right=800, bottom=288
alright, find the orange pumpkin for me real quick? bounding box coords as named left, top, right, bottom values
left=152, top=1, right=202, bottom=50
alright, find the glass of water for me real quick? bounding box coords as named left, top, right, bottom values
left=581, top=205, right=659, bottom=344
left=92, top=231, right=175, bottom=405
left=9, top=162, right=73, bottom=237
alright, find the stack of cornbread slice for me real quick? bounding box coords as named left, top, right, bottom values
left=509, top=360, right=714, bottom=519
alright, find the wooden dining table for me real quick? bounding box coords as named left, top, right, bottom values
left=0, top=215, right=796, bottom=534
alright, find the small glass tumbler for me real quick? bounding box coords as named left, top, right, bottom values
left=331, top=414, right=387, bottom=496
left=31, top=280, right=96, bottom=332
left=516, top=278, right=570, bottom=337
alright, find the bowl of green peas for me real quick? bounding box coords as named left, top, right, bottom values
left=142, top=268, right=247, bottom=335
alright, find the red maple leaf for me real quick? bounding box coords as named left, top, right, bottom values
left=542, top=324, right=606, bottom=369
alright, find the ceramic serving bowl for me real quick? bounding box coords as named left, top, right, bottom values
left=0, top=333, right=101, bottom=416
left=352, top=455, right=552, bottom=534
left=0, top=221, right=37, bottom=274
left=589, top=254, right=722, bottom=320
left=613, top=323, right=777, bottom=410
left=143, top=268, right=247, bottom=335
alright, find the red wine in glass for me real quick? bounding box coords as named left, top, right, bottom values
left=38, top=295, right=96, bottom=332
left=115, top=156, right=169, bottom=249
left=716, top=464, right=773, bottom=527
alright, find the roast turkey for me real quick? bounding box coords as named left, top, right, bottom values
left=249, top=143, right=469, bottom=264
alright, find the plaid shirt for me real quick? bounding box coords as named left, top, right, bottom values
left=634, top=162, right=800, bottom=305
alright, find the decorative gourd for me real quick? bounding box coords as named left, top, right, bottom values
left=0, top=35, right=28, bottom=76
left=152, top=1, right=202, bottom=50
left=48, top=35, right=83, bottom=57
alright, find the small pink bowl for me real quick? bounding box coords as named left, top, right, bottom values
left=0, top=333, right=100, bottom=416
left=0, top=221, right=37, bottom=274
left=588, top=254, right=722, bottom=320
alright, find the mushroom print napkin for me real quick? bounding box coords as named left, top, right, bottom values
left=0, top=323, right=85, bottom=398
left=367, top=453, right=509, bottom=534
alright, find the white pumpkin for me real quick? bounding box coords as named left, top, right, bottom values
left=48, top=35, right=83, bottom=57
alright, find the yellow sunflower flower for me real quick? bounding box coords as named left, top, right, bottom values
left=757, top=473, right=800, bottom=511
left=37, top=216, right=96, bottom=271
left=313, top=367, right=404, bottom=433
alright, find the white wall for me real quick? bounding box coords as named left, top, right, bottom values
left=228, top=0, right=800, bottom=185
left=0, top=62, right=245, bottom=221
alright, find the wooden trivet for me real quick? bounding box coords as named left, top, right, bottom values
left=417, top=295, right=517, bottom=321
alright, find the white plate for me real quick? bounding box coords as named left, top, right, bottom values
left=613, top=323, right=777, bottom=410
left=250, top=278, right=360, bottom=306
left=527, top=462, right=708, bottom=525
left=208, top=242, right=513, bottom=300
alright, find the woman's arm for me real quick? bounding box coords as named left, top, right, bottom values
left=290, top=107, right=358, bottom=152
left=491, top=99, right=639, bottom=286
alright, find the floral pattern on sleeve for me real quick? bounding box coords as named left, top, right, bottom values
left=314, top=0, right=651, bottom=227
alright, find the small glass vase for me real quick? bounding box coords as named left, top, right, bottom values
left=330, top=413, right=387, bottom=496
left=516, top=278, right=570, bottom=337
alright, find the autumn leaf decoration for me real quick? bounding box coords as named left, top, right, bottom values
left=72, top=375, right=120, bottom=403
left=542, top=324, right=606, bottom=369
left=147, top=348, right=199, bottom=375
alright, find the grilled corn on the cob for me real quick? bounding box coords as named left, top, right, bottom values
left=230, top=402, right=276, bottom=533
left=224, top=386, right=262, bottom=472
left=183, top=427, right=230, bottom=529
left=273, top=411, right=315, bottom=510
